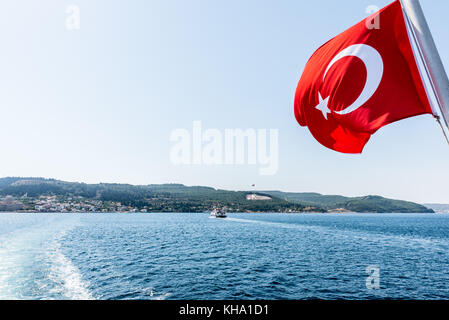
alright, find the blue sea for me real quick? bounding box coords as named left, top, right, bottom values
left=0, top=212, right=449, bottom=300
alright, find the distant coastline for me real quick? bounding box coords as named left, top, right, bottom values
left=0, top=177, right=434, bottom=214
left=423, top=203, right=449, bottom=213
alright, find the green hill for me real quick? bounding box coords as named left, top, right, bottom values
left=0, top=177, right=317, bottom=213
left=0, top=177, right=433, bottom=213
left=261, top=191, right=433, bottom=213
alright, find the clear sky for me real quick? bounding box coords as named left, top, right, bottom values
left=1, top=0, right=449, bottom=203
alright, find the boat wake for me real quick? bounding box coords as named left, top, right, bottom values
left=225, top=216, right=449, bottom=252
left=47, top=232, right=95, bottom=300
left=0, top=214, right=94, bottom=300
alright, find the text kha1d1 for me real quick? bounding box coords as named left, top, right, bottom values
left=223, top=304, right=269, bottom=315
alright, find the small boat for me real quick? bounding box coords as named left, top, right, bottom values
left=210, top=207, right=227, bottom=218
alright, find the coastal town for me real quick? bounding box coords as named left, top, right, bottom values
left=0, top=195, right=146, bottom=213
left=0, top=193, right=283, bottom=213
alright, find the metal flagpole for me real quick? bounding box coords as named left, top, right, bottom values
left=400, top=0, right=449, bottom=136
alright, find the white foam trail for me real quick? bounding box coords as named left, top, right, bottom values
left=47, top=235, right=95, bottom=300
left=225, top=216, right=449, bottom=251
left=0, top=214, right=48, bottom=300
left=225, top=217, right=312, bottom=230
left=0, top=247, right=20, bottom=300
left=0, top=215, right=95, bottom=300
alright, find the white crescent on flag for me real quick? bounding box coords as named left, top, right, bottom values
left=316, top=44, right=384, bottom=118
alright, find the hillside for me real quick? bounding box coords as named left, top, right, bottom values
left=0, top=177, right=434, bottom=213
left=0, top=178, right=318, bottom=213
left=260, top=191, right=433, bottom=213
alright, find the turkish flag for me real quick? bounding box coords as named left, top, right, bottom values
left=294, top=0, right=433, bottom=153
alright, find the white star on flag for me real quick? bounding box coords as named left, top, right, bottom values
left=315, top=92, right=331, bottom=119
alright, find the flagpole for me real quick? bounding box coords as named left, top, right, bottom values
left=400, top=0, right=449, bottom=132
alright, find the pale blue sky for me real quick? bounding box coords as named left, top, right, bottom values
left=1, top=0, right=448, bottom=203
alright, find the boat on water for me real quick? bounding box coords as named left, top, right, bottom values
left=210, top=207, right=227, bottom=218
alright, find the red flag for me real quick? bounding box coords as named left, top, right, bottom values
left=294, top=0, right=433, bottom=153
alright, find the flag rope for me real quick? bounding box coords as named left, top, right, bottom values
left=435, top=115, right=449, bottom=146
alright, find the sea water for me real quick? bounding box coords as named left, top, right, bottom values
left=0, top=212, right=448, bottom=300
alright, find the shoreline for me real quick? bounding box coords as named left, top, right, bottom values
left=0, top=211, right=436, bottom=214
